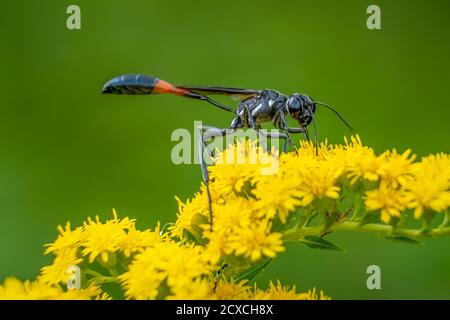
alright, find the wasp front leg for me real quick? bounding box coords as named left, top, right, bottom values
left=286, top=127, right=310, bottom=141
left=274, top=111, right=298, bottom=151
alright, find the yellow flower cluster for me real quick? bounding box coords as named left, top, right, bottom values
left=402, top=153, right=450, bottom=219
left=41, top=209, right=161, bottom=286
left=119, top=240, right=215, bottom=299
left=211, top=280, right=330, bottom=300
left=1, top=135, right=448, bottom=300
left=0, top=275, right=328, bottom=300
left=172, top=136, right=450, bottom=263
left=0, top=277, right=109, bottom=300
left=118, top=235, right=329, bottom=300
left=0, top=209, right=327, bottom=300
left=171, top=142, right=286, bottom=263
left=254, top=281, right=331, bottom=300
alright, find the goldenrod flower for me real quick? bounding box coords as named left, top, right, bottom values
left=226, top=222, right=284, bottom=261
left=298, top=287, right=331, bottom=300
left=254, top=280, right=297, bottom=300
left=82, top=209, right=135, bottom=263
left=170, top=194, right=209, bottom=239
left=58, top=285, right=104, bottom=300
left=95, top=292, right=113, bottom=300
left=211, top=280, right=252, bottom=300
left=377, top=149, right=415, bottom=187
left=44, top=222, right=83, bottom=255
left=119, top=240, right=215, bottom=299
left=167, top=278, right=210, bottom=300
left=40, top=247, right=83, bottom=285
left=253, top=281, right=330, bottom=300
left=365, top=182, right=406, bottom=223
left=0, top=277, right=103, bottom=300
left=298, top=139, right=334, bottom=158
left=402, top=153, right=450, bottom=218
left=419, top=152, right=450, bottom=177
left=118, top=250, right=165, bottom=299
left=295, top=162, right=342, bottom=206
left=211, top=140, right=263, bottom=195
left=253, top=280, right=299, bottom=300
left=339, top=136, right=381, bottom=184
left=208, top=197, right=253, bottom=234
left=252, top=172, right=302, bottom=223
left=118, top=224, right=161, bottom=258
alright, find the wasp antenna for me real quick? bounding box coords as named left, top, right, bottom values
left=315, top=102, right=354, bottom=133
left=310, top=111, right=319, bottom=156
left=204, top=96, right=234, bottom=113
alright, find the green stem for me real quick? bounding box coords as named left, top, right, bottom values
left=83, top=269, right=104, bottom=278
left=84, top=269, right=119, bottom=284
left=284, top=220, right=450, bottom=242
left=89, top=276, right=119, bottom=285
left=349, top=194, right=364, bottom=221
left=108, top=267, right=120, bottom=277
left=439, top=210, right=450, bottom=228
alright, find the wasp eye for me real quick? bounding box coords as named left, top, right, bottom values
left=287, top=96, right=302, bottom=111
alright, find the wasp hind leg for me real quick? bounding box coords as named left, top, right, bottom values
left=198, top=125, right=234, bottom=231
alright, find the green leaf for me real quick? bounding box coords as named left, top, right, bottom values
left=384, top=236, right=421, bottom=245
left=298, top=235, right=345, bottom=251
left=235, top=258, right=272, bottom=283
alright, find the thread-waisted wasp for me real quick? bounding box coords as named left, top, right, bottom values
left=102, top=74, right=353, bottom=230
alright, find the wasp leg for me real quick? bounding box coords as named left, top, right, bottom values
left=198, top=125, right=233, bottom=231
left=286, top=127, right=312, bottom=150
left=286, top=127, right=309, bottom=139
left=186, top=92, right=234, bottom=113
left=278, top=111, right=298, bottom=151
left=258, top=130, right=289, bottom=153
left=241, top=105, right=258, bottom=130
left=302, top=127, right=310, bottom=141
left=240, top=105, right=270, bottom=152
left=244, top=106, right=257, bottom=129
left=201, top=125, right=230, bottom=156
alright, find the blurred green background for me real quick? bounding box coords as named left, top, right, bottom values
left=0, top=0, right=449, bottom=299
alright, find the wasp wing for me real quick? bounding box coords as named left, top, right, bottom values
left=177, top=85, right=260, bottom=101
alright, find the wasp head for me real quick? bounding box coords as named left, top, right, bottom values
left=286, top=93, right=316, bottom=126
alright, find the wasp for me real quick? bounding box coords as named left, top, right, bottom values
left=102, top=74, right=353, bottom=230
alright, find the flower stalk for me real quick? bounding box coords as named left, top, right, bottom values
left=283, top=220, right=450, bottom=242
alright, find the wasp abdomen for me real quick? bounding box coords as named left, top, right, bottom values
left=101, top=74, right=160, bottom=95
